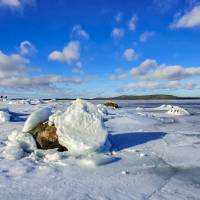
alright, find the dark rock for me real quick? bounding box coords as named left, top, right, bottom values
left=104, top=101, right=119, bottom=108
left=30, top=122, right=67, bottom=152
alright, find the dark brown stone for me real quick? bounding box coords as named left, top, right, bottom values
left=104, top=101, right=119, bottom=108
left=30, top=122, right=67, bottom=152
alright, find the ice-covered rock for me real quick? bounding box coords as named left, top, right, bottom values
left=54, top=99, right=110, bottom=155
left=23, top=107, right=52, bottom=132
left=167, top=106, right=190, bottom=116
left=30, top=122, right=67, bottom=151
left=0, top=111, right=10, bottom=123
left=3, top=130, right=37, bottom=160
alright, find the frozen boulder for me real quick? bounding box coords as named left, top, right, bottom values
left=0, top=111, right=10, bottom=123
left=54, top=99, right=110, bottom=155
left=23, top=107, right=52, bottom=133
left=30, top=122, right=67, bottom=151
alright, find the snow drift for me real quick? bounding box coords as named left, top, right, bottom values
left=23, top=107, right=52, bottom=132
left=54, top=99, right=110, bottom=155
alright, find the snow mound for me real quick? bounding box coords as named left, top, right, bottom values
left=167, top=106, right=190, bottom=116
left=23, top=107, right=52, bottom=132
left=3, top=130, right=37, bottom=160
left=54, top=99, right=110, bottom=155
left=0, top=111, right=10, bottom=123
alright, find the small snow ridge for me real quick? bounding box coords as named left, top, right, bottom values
left=54, top=99, right=111, bottom=155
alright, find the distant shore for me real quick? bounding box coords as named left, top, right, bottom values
left=9, top=94, right=200, bottom=101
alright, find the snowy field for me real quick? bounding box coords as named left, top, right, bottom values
left=0, top=99, right=200, bottom=200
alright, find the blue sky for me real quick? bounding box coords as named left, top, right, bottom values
left=0, top=0, right=200, bottom=98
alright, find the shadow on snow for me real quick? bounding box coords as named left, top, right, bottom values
left=9, top=112, right=29, bottom=122
left=108, top=132, right=167, bottom=151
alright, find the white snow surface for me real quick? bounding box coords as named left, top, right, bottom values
left=22, top=107, right=52, bottom=132
left=0, top=99, right=200, bottom=200
left=54, top=99, right=110, bottom=155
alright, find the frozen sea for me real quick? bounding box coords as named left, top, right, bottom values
left=0, top=99, right=200, bottom=200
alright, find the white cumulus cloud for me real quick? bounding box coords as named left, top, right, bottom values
left=0, top=0, right=35, bottom=9
left=123, top=48, right=138, bottom=61
left=19, top=40, right=37, bottom=55
left=72, top=25, right=89, bottom=40
left=48, top=41, right=80, bottom=63
left=111, top=28, right=124, bottom=39
left=170, top=5, right=200, bottom=28
left=0, top=50, right=81, bottom=91
left=128, top=15, right=137, bottom=31
left=140, top=31, right=155, bottom=42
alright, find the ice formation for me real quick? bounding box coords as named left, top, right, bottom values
left=54, top=99, right=110, bottom=155
left=167, top=105, right=190, bottom=115
left=97, top=104, right=108, bottom=115
left=3, top=130, right=37, bottom=160
left=23, top=107, right=52, bottom=132
left=0, top=111, right=10, bottom=123
left=154, top=104, right=190, bottom=115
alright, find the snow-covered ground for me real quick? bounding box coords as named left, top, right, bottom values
left=0, top=99, right=200, bottom=200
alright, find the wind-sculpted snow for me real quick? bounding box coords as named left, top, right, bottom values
left=0, top=99, right=200, bottom=199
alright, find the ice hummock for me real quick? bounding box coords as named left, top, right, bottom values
left=167, top=105, right=190, bottom=115
left=54, top=99, right=110, bottom=155
left=23, top=107, right=52, bottom=132
left=153, top=104, right=190, bottom=115
left=3, top=130, right=37, bottom=160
